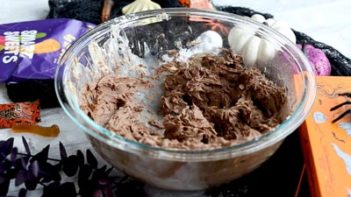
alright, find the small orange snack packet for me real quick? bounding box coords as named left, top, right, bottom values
left=178, top=0, right=215, bottom=10
left=0, top=100, right=40, bottom=128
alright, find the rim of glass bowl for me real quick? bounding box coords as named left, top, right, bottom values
left=55, top=8, right=316, bottom=162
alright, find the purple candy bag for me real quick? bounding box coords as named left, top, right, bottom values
left=0, top=19, right=95, bottom=82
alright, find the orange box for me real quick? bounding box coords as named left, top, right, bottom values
left=300, top=76, right=351, bottom=197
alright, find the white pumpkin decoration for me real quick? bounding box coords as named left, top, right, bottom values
left=122, top=0, right=161, bottom=15
left=228, top=14, right=296, bottom=67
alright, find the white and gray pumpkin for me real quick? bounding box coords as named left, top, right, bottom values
left=228, top=14, right=296, bottom=67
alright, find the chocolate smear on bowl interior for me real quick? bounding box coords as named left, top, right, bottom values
left=80, top=49, right=287, bottom=150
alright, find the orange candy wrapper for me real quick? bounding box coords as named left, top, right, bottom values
left=300, top=76, right=351, bottom=197
left=181, top=0, right=229, bottom=34
left=0, top=100, right=40, bottom=128
left=179, top=0, right=215, bottom=10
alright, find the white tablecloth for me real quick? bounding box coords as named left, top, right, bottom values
left=1, top=0, right=351, bottom=196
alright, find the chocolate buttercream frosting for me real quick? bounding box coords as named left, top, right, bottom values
left=81, top=49, right=288, bottom=149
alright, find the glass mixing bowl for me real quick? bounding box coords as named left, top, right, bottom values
left=55, top=8, right=316, bottom=190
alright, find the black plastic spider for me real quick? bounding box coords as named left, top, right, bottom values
left=330, top=92, right=351, bottom=123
